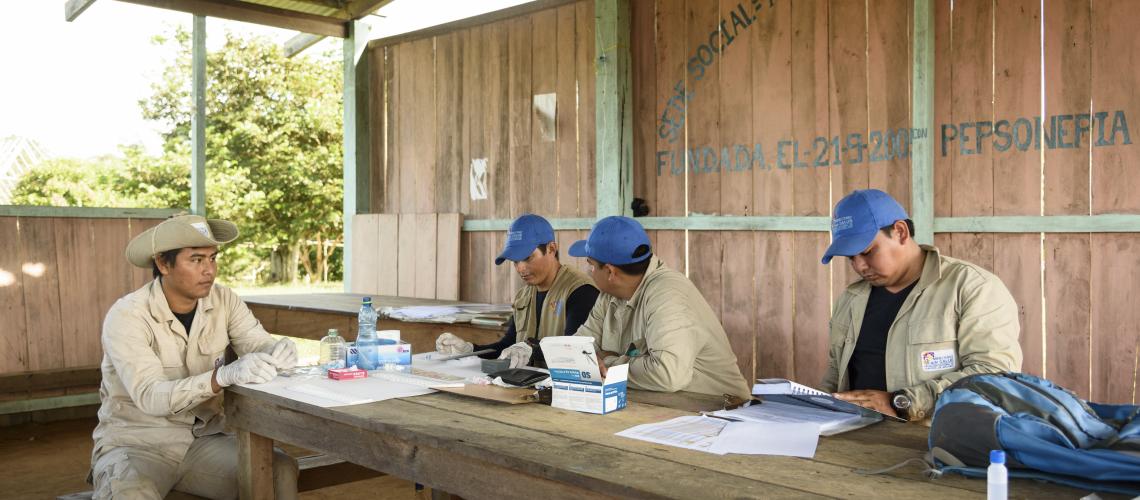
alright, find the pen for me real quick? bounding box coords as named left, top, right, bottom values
left=699, top=412, right=743, bottom=422
left=432, top=348, right=495, bottom=361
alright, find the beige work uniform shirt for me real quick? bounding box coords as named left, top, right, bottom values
left=820, top=245, right=1023, bottom=421
left=574, top=257, right=752, bottom=401
left=92, top=279, right=277, bottom=464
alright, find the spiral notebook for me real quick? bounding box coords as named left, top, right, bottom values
left=752, top=378, right=905, bottom=423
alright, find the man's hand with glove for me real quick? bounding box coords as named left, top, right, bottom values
left=266, top=337, right=298, bottom=370
left=215, top=352, right=278, bottom=388
left=498, top=342, right=533, bottom=369
left=435, top=332, right=473, bottom=355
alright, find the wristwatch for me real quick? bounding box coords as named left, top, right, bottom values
left=890, top=390, right=912, bottom=421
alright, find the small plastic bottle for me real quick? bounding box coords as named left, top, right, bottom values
left=355, top=297, right=379, bottom=370
left=987, top=449, right=1008, bottom=500
left=318, top=328, right=346, bottom=373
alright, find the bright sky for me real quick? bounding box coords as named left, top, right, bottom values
left=0, top=0, right=528, bottom=160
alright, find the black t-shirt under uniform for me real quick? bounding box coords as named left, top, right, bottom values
left=848, top=280, right=917, bottom=391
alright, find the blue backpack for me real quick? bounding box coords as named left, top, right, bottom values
left=929, top=372, right=1140, bottom=495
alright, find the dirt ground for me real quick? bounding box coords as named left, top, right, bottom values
left=0, top=416, right=418, bottom=499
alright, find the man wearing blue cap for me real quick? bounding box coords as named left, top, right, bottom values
left=569, top=216, right=752, bottom=402
left=435, top=214, right=598, bottom=368
left=820, top=189, right=1022, bottom=422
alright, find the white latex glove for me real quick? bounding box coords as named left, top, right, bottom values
left=498, top=342, right=533, bottom=369
left=435, top=332, right=473, bottom=355
left=267, top=337, right=298, bottom=370
left=215, top=352, right=278, bottom=387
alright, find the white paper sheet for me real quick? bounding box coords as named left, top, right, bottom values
left=706, top=421, right=820, bottom=457
left=616, top=416, right=729, bottom=454
left=239, top=375, right=433, bottom=408
left=713, top=401, right=878, bottom=436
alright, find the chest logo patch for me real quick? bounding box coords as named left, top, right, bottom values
left=920, top=349, right=955, bottom=372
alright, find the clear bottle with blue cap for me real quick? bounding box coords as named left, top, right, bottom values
left=987, top=449, right=1008, bottom=500
left=355, top=297, right=379, bottom=370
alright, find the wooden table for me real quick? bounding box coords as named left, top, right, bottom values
left=244, top=293, right=507, bottom=354
left=225, top=386, right=1090, bottom=499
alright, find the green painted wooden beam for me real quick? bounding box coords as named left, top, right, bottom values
left=285, top=32, right=325, bottom=58
left=342, top=19, right=371, bottom=292
left=911, top=0, right=935, bottom=245
left=934, top=215, right=1140, bottom=233
left=0, top=393, right=100, bottom=415
left=64, top=0, right=98, bottom=22
left=0, top=206, right=181, bottom=218
left=191, top=14, right=207, bottom=216
left=594, top=0, right=633, bottom=217
left=462, top=215, right=1140, bottom=233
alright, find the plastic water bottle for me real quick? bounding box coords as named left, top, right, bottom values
left=355, top=297, right=379, bottom=370
left=987, top=450, right=1008, bottom=500
left=318, top=328, right=346, bottom=373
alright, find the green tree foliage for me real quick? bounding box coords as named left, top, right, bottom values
left=14, top=28, right=344, bottom=285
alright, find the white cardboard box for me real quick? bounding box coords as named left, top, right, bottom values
left=540, top=336, right=628, bottom=414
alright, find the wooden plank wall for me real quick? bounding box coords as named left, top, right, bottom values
left=372, top=1, right=596, bottom=305
left=350, top=213, right=461, bottom=300
left=0, top=217, right=160, bottom=376
left=377, top=0, right=1140, bottom=403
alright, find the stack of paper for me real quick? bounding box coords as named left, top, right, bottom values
left=711, top=401, right=877, bottom=436
left=616, top=415, right=820, bottom=457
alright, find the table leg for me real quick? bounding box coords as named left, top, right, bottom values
left=237, top=429, right=274, bottom=500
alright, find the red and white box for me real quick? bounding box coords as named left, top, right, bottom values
left=328, top=367, right=368, bottom=380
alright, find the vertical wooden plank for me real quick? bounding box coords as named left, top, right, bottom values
left=462, top=27, right=485, bottom=219
left=0, top=217, right=29, bottom=374
left=414, top=213, right=438, bottom=299
left=436, top=214, right=461, bottom=301
left=397, top=214, right=416, bottom=297
left=685, top=0, right=720, bottom=217
left=932, top=0, right=953, bottom=220
left=1090, top=0, right=1140, bottom=403
left=1045, top=236, right=1092, bottom=397
left=377, top=214, right=399, bottom=296
left=350, top=214, right=379, bottom=294
left=866, top=0, right=911, bottom=211
left=557, top=5, right=584, bottom=218
left=1090, top=234, right=1140, bottom=403
left=412, top=38, right=438, bottom=214
left=828, top=0, right=870, bottom=290
left=721, top=231, right=755, bottom=382
left=790, top=0, right=830, bottom=385
left=652, top=230, right=686, bottom=276
left=576, top=0, right=597, bottom=217
left=396, top=42, right=416, bottom=214
left=630, top=0, right=656, bottom=218
left=384, top=45, right=401, bottom=214
left=460, top=231, right=479, bottom=302
left=435, top=32, right=463, bottom=215
left=949, top=0, right=995, bottom=273
left=752, top=0, right=792, bottom=219
left=368, top=47, right=386, bottom=212
left=53, top=218, right=100, bottom=368
left=91, top=219, right=132, bottom=334
left=487, top=23, right=513, bottom=220
left=755, top=231, right=793, bottom=379
left=751, top=0, right=794, bottom=381
left=791, top=0, right=830, bottom=218
left=653, top=0, right=685, bottom=219
left=19, top=217, right=63, bottom=371
left=992, top=0, right=1043, bottom=378
left=688, top=232, right=723, bottom=350
left=236, top=430, right=274, bottom=500
left=530, top=8, right=559, bottom=218
left=509, top=15, right=534, bottom=216
left=1042, top=0, right=1092, bottom=384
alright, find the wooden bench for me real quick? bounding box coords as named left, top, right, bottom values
left=56, top=453, right=382, bottom=499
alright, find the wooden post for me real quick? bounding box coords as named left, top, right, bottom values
left=343, top=19, right=371, bottom=291
left=911, top=0, right=935, bottom=244
left=191, top=14, right=207, bottom=216
left=237, top=430, right=274, bottom=500
left=594, top=0, right=632, bottom=218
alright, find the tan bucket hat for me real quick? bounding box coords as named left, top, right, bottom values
left=125, top=214, right=240, bottom=268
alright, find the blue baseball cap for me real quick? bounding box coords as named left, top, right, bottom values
left=568, top=216, right=652, bottom=265
left=821, top=189, right=909, bottom=264
left=495, top=214, right=556, bottom=265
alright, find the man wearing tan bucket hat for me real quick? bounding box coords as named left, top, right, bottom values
left=91, top=214, right=299, bottom=499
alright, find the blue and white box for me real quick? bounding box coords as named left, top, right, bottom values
left=347, top=340, right=412, bottom=370
left=540, top=336, right=628, bottom=414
